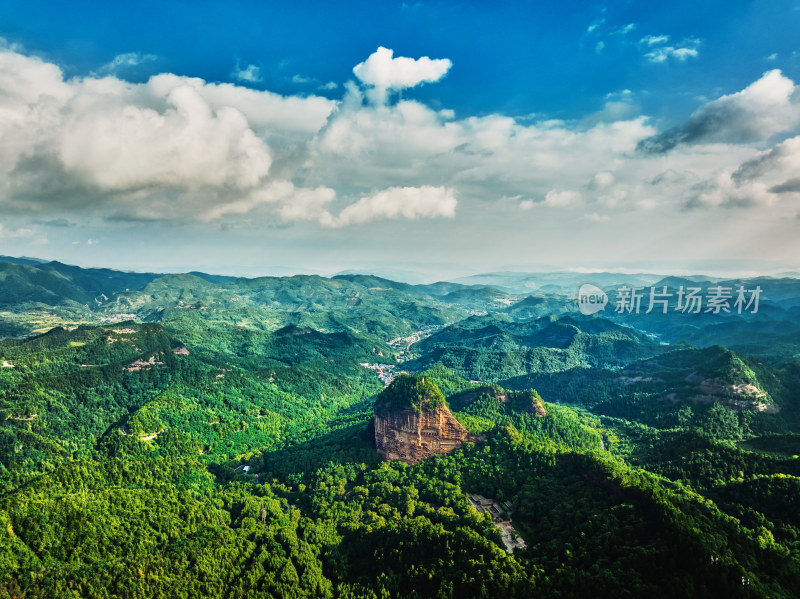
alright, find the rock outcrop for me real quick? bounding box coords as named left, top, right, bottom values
left=374, top=374, right=471, bottom=464
left=531, top=396, right=547, bottom=418
left=375, top=404, right=470, bottom=464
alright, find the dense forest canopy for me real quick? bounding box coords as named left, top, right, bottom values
left=375, top=374, right=447, bottom=412
left=2, top=259, right=800, bottom=597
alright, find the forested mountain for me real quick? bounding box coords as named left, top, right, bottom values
left=2, top=257, right=800, bottom=597
left=0, top=260, right=159, bottom=307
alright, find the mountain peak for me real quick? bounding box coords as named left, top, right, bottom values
left=374, top=374, right=470, bottom=463
left=375, top=374, right=446, bottom=413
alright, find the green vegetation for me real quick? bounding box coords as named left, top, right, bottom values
left=375, top=374, right=446, bottom=412
left=2, top=259, right=800, bottom=597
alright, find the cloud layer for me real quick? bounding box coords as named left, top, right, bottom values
left=327, top=186, right=457, bottom=227
left=638, top=70, right=800, bottom=153
left=1, top=44, right=800, bottom=242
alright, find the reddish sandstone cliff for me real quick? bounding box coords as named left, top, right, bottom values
left=374, top=405, right=470, bottom=464
left=373, top=373, right=472, bottom=464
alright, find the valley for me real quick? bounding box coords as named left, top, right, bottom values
left=1, top=258, right=800, bottom=597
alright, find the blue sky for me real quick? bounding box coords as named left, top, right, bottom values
left=0, top=1, right=799, bottom=279
left=4, top=0, right=797, bottom=119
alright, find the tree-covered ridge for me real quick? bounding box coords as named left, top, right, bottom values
left=375, top=374, right=447, bottom=413
left=0, top=259, right=501, bottom=347
left=0, top=260, right=159, bottom=309
left=3, top=258, right=800, bottom=596
left=407, top=314, right=669, bottom=383
left=3, top=417, right=800, bottom=597
left=619, top=345, right=786, bottom=404
left=0, top=321, right=384, bottom=492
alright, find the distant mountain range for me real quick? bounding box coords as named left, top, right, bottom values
left=0, top=255, right=49, bottom=266
left=1, top=255, right=799, bottom=367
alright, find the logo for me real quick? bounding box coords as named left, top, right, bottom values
left=576, top=284, right=762, bottom=316
left=577, top=283, right=608, bottom=315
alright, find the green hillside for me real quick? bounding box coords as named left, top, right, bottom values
left=1, top=259, right=800, bottom=597
left=375, top=374, right=447, bottom=412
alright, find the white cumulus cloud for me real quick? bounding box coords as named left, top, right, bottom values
left=353, top=46, right=452, bottom=104
left=639, top=70, right=800, bottom=152
left=59, top=82, right=273, bottom=191
left=201, top=180, right=336, bottom=222
left=0, top=46, right=336, bottom=222
left=326, top=186, right=457, bottom=227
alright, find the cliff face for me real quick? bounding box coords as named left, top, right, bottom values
left=375, top=405, right=470, bottom=464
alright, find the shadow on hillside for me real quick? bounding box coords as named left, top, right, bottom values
left=211, top=421, right=382, bottom=485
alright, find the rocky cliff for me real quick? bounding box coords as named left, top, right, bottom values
left=374, top=374, right=471, bottom=464
left=375, top=404, right=470, bottom=463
